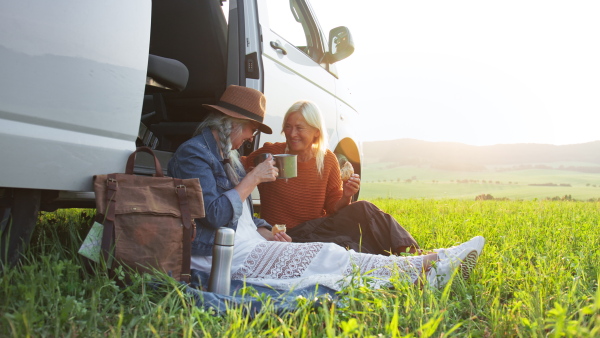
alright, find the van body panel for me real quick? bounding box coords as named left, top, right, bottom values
left=0, top=0, right=151, bottom=191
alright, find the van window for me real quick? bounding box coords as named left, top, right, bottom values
left=266, top=0, right=324, bottom=63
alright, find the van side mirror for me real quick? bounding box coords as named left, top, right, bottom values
left=326, top=26, right=355, bottom=64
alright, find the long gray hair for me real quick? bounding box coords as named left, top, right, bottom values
left=194, top=112, right=248, bottom=185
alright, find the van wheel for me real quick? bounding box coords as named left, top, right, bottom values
left=0, top=189, right=41, bottom=268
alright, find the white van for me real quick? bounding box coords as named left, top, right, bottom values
left=0, top=0, right=361, bottom=264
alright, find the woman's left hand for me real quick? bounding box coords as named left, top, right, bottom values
left=273, top=232, right=292, bottom=242
left=343, top=174, right=361, bottom=198
left=257, top=227, right=293, bottom=242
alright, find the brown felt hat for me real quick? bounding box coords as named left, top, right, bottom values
left=203, top=85, right=273, bottom=134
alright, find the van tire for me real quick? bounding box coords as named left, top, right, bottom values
left=0, top=189, right=41, bottom=268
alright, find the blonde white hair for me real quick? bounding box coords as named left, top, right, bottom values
left=282, top=101, right=328, bottom=177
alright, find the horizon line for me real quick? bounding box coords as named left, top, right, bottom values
left=361, top=138, right=600, bottom=147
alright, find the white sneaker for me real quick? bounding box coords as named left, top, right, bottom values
left=427, top=236, right=485, bottom=288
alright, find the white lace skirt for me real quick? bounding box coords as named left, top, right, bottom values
left=196, top=201, right=423, bottom=291
left=231, top=241, right=423, bottom=291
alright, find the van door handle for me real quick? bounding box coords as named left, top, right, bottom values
left=270, top=41, right=288, bottom=55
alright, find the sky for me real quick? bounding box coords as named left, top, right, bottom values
left=311, top=0, right=600, bottom=146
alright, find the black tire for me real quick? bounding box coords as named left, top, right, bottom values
left=0, top=189, right=41, bottom=268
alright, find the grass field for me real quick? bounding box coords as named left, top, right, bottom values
left=361, top=163, right=600, bottom=201
left=2, top=200, right=600, bottom=337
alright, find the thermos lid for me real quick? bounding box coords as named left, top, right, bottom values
left=215, top=227, right=235, bottom=246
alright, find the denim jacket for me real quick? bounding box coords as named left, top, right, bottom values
left=167, top=127, right=272, bottom=256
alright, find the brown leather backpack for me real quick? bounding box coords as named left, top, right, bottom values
left=94, top=147, right=204, bottom=283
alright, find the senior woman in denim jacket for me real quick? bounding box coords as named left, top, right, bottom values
left=167, top=85, right=485, bottom=292
left=168, top=86, right=290, bottom=260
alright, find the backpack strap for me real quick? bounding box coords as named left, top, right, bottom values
left=125, top=146, right=164, bottom=176
left=101, top=173, right=118, bottom=267
left=175, top=178, right=192, bottom=284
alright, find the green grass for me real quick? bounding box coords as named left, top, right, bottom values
left=2, top=201, right=600, bottom=337
left=361, top=163, right=600, bottom=200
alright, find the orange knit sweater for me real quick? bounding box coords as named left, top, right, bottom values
left=243, top=142, right=343, bottom=228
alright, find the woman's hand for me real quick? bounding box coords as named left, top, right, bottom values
left=343, top=174, right=360, bottom=198
left=334, top=174, right=360, bottom=212
left=248, top=155, right=279, bottom=184
left=256, top=227, right=292, bottom=242
left=273, top=231, right=292, bottom=242
left=235, top=156, right=278, bottom=201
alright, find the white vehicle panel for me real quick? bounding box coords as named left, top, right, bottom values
left=1, top=119, right=133, bottom=191
left=0, top=0, right=151, bottom=191
left=260, top=58, right=336, bottom=145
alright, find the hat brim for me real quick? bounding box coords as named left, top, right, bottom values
left=203, top=104, right=273, bottom=134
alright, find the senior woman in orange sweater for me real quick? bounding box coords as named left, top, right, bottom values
left=244, top=101, right=420, bottom=255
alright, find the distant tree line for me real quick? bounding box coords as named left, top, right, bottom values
left=475, top=194, right=600, bottom=202
left=365, top=179, right=599, bottom=187
left=497, top=164, right=600, bottom=173
left=475, top=194, right=509, bottom=201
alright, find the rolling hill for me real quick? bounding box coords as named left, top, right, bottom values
left=362, top=139, right=600, bottom=172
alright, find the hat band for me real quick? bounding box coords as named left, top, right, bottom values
left=218, top=101, right=264, bottom=123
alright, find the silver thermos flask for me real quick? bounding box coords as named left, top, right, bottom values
left=208, top=227, right=235, bottom=294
